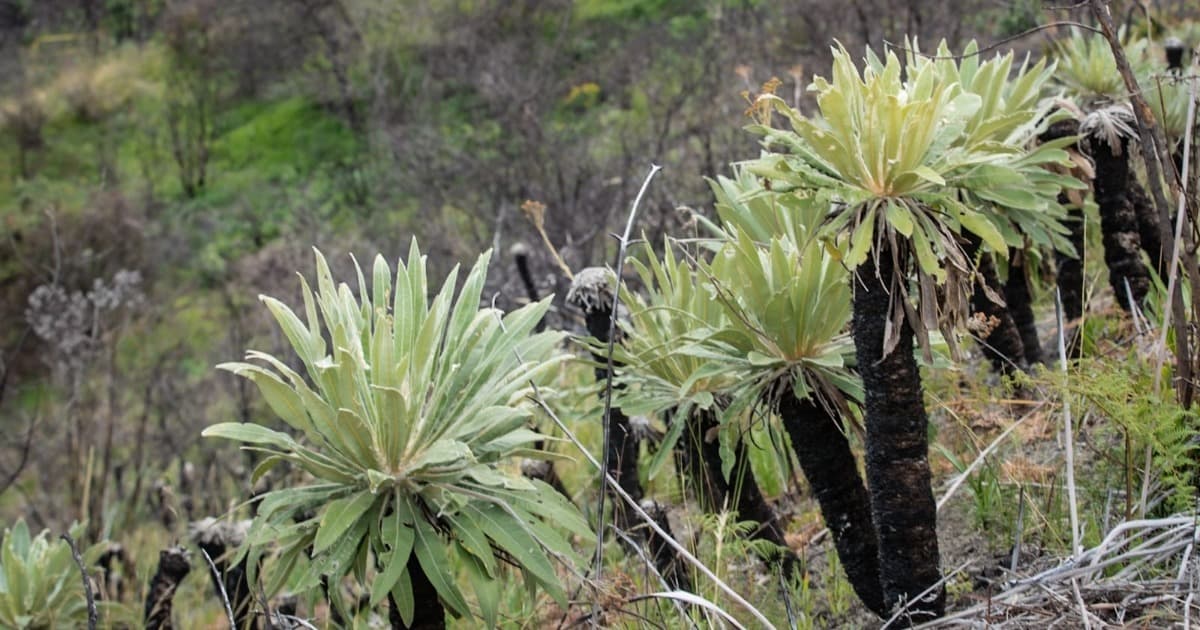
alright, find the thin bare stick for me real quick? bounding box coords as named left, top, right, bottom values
left=593, top=164, right=663, bottom=584
left=1153, top=67, right=1198, bottom=393
left=937, top=399, right=1045, bottom=511
left=499, top=307, right=773, bottom=627
left=1091, top=0, right=1196, bottom=406
left=61, top=533, right=97, bottom=630
left=200, top=548, right=237, bottom=630
left=1056, top=289, right=1081, bottom=556
left=1010, top=486, right=1026, bottom=573
left=530, top=392, right=774, bottom=627
left=1071, top=578, right=1093, bottom=630
left=882, top=562, right=972, bottom=629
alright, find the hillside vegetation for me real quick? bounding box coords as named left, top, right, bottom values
left=1, top=1, right=1200, bottom=628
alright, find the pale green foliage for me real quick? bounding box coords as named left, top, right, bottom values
left=1144, top=75, right=1193, bottom=143
left=205, top=242, right=589, bottom=627
left=742, top=42, right=1079, bottom=356
left=702, top=169, right=860, bottom=405
left=610, top=242, right=740, bottom=479
left=0, top=521, right=101, bottom=629
left=1052, top=32, right=1153, bottom=105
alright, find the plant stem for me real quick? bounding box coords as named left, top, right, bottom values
left=852, top=245, right=943, bottom=624
left=777, top=390, right=885, bottom=617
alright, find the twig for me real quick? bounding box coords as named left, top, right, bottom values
left=200, top=548, right=237, bottom=630
left=1070, top=578, right=1093, bottom=630
left=1011, top=486, right=1026, bottom=573
left=1091, top=0, right=1197, bottom=406
left=499, top=308, right=774, bottom=628
left=593, top=164, right=663, bottom=586
left=882, top=562, right=972, bottom=629
left=882, top=21, right=1101, bottom=61
left=61, top=532, right=97, bottom=630
left=1056, top=288, right=1082, bottom=556
left=531, top=388, right=775, bottom=627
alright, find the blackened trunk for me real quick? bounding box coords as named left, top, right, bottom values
left=144, top=547, right=191, bottom=630
left=1004, top=250, right=1043, bottom=365
left=1091, top=136, right=1151, bottom=310
left=1056, top=199, right=1086, bottom=358
left=576, top=280, right=643, bottom=518
left=966, top=240, right=1026, bottom=375
left=1129, top=179, right=1169, bottom=280
left=640, top=498, right=694, bottom=591
left=679, top=408, right=798, bottom=574
left=777, top=391, right=885, bottom=617
left=512, top=245, right=545, bottom=333
left=192, top=520, right=257, bottom=630
left=852, top=248, right=944, bottom=623
left=388, top=554, right=445, bottom=630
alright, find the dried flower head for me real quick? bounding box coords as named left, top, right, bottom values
left=521, top=199, right=546, bottom=231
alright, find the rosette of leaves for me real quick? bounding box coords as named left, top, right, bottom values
left=693, top=169, right=887, bottom=615
left=1052, top=31, right=1153, bottom=107
left=204, top=242, right=589, bottom=627
left=1145, top=74, right=1193, bottom=150
left=907, top=40, right=1085, bottom=369
left=0, top=520, right=103, bottom=629
left=609, top=243, right=740, bottom=479
left=700, top=168, right=859, bottom=409
left=608, top=243, right=793, bottom=563
left=747, top=44, right=1076, bottom=360
left=738, top=44, right=1079, bottom=621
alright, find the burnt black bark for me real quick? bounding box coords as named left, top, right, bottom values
left=388, top=553, right=445, bottom=630
left=567, top=268, right=643, bottom=518
left=852, top=247, right=944, bottom=623
left=1129, top=179, right=1170, bottom=280
left=511, top=244, right=545, bottom=333
left=677, top=407, right=799, bottom=575
left=965, top=236, right=1026, bottom=375
left=640, top=498, right=693, bottom=591
left=1042, top=118, right=1086, bottom=357
left=1090, top=134, right=1151, bottom=310
left=1004, top=250, right=1043, bottom=365
left=1056, top=200, right=1086, bottom=358
left=144, top=547, right=191, bottom=630
left=777, top=391, right=885, bottom=617
left=191, top=519, right=257, bottom=630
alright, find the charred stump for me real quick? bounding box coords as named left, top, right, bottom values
left=190, top=518, right=257, bottom=630
left=852, top=245, right=944, bottom=624
left=97, top=542, right=134, bottom=602
left=776, top=390, right=885, bottom=617
left=144, top=546, right=191, bottom=630
left=639, top=499, right=693, bottom=591
left=965, top=235, right=1027, bottom=375
left=567, top=268, right=644, bottom=520
left=676, top=406, right=799, bottom=576
left=1129, top=179, right=1170, bottom=280
left=1004, top=250, right=1043, bottom=365
left=387, top=553, right=445, bottom=630
left=1042, top=117, right=1086, bottom=357
left=510, top=242, right=545, bottom=333
left=1083, top=105, right=1151, bottom=311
